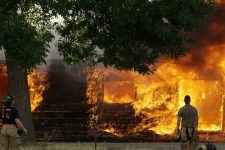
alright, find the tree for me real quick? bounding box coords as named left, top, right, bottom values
left=56, top=0, right=215, bottom=73
left=0, top=1, right=53, bottom=140
left=0, top=0, right=215, bottom=141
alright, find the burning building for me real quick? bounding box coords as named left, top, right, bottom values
left=0, top=63, right=48, bottom=111
left=1, top=1, right=225, bottom=142
left=88, top=67, right=223, bottom=137
left=86, top=1, right=225, bottom=141
left=0, top=60, right=89, bottom=141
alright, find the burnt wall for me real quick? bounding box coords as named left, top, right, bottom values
left=33, top=60, right=90, bottom=141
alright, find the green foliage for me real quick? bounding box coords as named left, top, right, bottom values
left=56, top=0, right=215, bottom=73
left=0, top=0, right=215, bottom=73
left=0, top=1, right=54, bottom=70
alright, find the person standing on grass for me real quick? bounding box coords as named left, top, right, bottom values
left=176, top=95, right=198, bottom=150
left=0, top=95, right=27, bottom=150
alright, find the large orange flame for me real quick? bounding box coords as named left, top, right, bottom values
left=87, top=2, right=225, bottom=136
left=87, top=58, right=223, bottom=136
left=28, top=70, right=48, bottom=111
left=0, top=65, right=48, bottom=112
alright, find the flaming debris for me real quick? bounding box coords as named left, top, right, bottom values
left=86, top=67, right=104, bottom=129
left=87, top=61, right=223, bottom=136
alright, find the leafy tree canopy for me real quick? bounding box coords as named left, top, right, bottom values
left=0, top=0, right=215, bottom=73
left=0, top=0, right=54, bottom=70
left=54, top=0, right=215, bottom=73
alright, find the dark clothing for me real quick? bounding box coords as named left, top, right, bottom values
left=0, top=106, right=19, bottom=125
left=178, top=104, right=198, bottom=150
left=178, top=104, right=198, bottom=128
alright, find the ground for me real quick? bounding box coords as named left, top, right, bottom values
left=16, top=143, right=225, bottom=150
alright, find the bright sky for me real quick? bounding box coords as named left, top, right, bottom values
left=0, top=15, right=64, bottom=62
left=0, top=44, right=62, bottom=62
left=0, top=50, right=5, bottom=61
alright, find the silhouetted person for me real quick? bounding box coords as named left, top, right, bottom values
left=0, top=95, right=27, bottom=150
left=176, top=95, right=198, bottom=150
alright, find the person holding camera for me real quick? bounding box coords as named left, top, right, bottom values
left=0, top=95, right=27, bottom=150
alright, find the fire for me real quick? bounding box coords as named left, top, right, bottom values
left=86, top=1, right=225, bottom=137
left=86, top=67, right=104, bottom=128
left=28, top=70, right=48, bottom=111
left=87, top=49, right=225, bottom=136
left=87, top=58, right=224, bottom=136
left=0, top=64, right=48, bottom=112
left=0, top=64, right=8, bottom=100
left=101, top=56, right=224, bottom=135
left=102, top=124, right=124, bottom=137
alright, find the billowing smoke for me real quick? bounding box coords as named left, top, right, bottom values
left=175, top=3, right=225, bottom=80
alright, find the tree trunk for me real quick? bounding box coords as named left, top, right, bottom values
left=6, top=57, right=35, bottom=141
